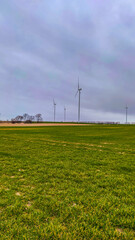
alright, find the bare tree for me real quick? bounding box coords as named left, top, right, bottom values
left=19, top=116, right=23, bottom=121
left=23, top=113, right=29, bottom=121
left=35, top=114, right=43, bottom=122
left=29, top=115, right=35, bottom=122
left=11, top=113, right=42, bottom=123
left=11, top=115, right=23, bottom=123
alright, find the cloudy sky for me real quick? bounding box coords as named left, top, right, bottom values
left=0, top=0, right=135, bottom=122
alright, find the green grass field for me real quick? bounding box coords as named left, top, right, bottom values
left=0, top=125, right=135, bottom=239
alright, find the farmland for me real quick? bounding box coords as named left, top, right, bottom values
left=0, top=125, right=135, bottom=239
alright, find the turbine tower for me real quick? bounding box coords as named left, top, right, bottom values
left=125, top=105, right=128, bottom=124
left=53, top=99, right=56, bottom=122
left=64, top=106, right=66, bottom=122
left=75, top=79, right=82, bottom=123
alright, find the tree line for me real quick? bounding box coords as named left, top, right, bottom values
left=11, top=113, right=43, bottom=123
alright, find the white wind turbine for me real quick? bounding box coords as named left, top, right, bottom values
left=53, top=99, right=56, bottom=122
left=64, top=106, right=66, bottom=122
left=75, top=79, right=82, bottom=123
left=125, top=105, right=128, bottom=124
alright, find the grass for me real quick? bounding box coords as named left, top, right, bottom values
left=0, top=125, right=135, bottom=239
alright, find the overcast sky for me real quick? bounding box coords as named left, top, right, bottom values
left=0, top=0, right=135, bottom=122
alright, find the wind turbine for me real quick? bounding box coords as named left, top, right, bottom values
left=75, top=79, right=82, bottom=123
left=53, top=99, right=56, bottom=122
left=64, top=106, right=66, bottom=122
left=125, top=105, right=128, bottom=124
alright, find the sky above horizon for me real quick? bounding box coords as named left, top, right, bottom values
left=0, top=0, right=135, bottom=122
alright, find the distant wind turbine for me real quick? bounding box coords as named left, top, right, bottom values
left=125, top=105, right=128, bottom=124
left=53, top=99, right=56, bottom=122
left=64, top=106, right=66, bottom=122
left=75, top=79, right=82, bottom=123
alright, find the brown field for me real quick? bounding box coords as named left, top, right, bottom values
left=0, top=122, right=89, bottom=127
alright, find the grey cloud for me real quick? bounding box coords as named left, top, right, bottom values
left=0, top=0, right=135, bottom=122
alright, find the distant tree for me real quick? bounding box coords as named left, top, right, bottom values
left=11, top=113, right=42, bottom=123
left=11, top=115, right=23, bottom=123
left=23, top=113, right=29, bottom=121
left=15, top=115, right=23, bottom=122
left=11, top=118, right=15, bottom=123
left=35, top=114, right=43, bottom=122
left=23, top=114, right=35, bottom=122
left=29, top=115, right=35, bottom=122
left=19, top=116, right=23, bottom=121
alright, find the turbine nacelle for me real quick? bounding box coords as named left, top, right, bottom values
left=53, top=99, right=56, bottom=106
left=75, top=79, right=82, bottom=96
left=75, top=87, right=82, bottom=97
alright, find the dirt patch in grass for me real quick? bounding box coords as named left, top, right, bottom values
left=102, top=142, right=114, bottom=145
left=26, top=202, right=32, bottom=208
left=116, top=228, right=124, bottom=233
left=15, top=192, right=21, bottom=196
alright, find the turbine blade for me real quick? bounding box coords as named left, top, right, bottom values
left=75, top=90, right=78, bottom=97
